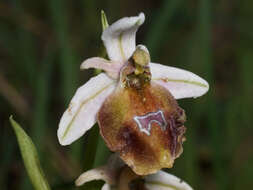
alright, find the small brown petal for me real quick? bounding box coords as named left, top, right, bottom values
left=98, top=81, right=186, bottom=175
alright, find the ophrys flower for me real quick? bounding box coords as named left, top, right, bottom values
left=58, top=12, right=209, bottom=175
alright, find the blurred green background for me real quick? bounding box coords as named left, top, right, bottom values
left=1, top=0, right=253, bottom=189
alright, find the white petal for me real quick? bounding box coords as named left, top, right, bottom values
left=58, top=73, right=116, bottom=145
left=75, top=154, right=123, bottom=187
left=75, top=167, right=112, bottom=186
left=145, top=171, right=193, bottom=190
left=80, top=57, right=123, bottom=79
left=102, top=13, right=145, bottom=62
left=101, top=184, right=111, bottom=190
left=150, top=63, right=209, bottom=99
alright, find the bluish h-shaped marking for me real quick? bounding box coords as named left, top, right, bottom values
left=133, top=110, right=167, bottom=136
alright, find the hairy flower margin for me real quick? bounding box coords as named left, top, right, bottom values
left=58, top=12, right=209, bottom=175
left=75, top=154, right=193, bottom=190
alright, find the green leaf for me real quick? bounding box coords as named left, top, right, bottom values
left=9, top=116, right=51, bottom=190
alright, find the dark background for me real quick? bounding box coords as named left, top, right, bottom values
left=1, top=0, right=253, bottom=189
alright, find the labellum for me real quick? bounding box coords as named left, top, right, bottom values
left=98, top=47, right=186, bottom=175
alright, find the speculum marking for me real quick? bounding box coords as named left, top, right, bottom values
left=133, top=110, right=167, bottom=135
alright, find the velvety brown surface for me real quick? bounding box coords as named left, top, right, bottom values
left=98, top=81, right=186, bottom=175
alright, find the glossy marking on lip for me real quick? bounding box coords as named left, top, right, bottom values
left=134, top=110, right=167, bottom=135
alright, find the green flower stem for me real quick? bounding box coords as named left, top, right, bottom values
left=83, top=125, right=100, bottom=171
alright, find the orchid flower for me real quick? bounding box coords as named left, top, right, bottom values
left=75, top=154, right=193, bottom=190
left=58, top=12, right=209, bottom=175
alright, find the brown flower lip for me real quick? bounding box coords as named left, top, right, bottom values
left=98, top=48, right=186, bottom=175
